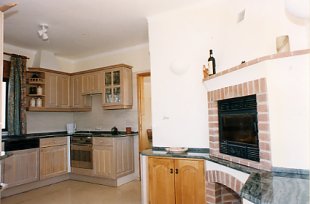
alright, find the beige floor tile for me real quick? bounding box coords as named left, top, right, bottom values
left=1, top=180, right=141, bottom=204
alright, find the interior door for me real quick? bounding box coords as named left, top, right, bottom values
left=137, top=72, right=152, bottom=152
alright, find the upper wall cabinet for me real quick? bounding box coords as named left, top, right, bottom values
left=102, top=65, right=133, bottom=110
left=70, top=75, right=91, bottom=109
left=27, top=68, right=75, bottom=112
left=26, top=64, right=133, bottom=112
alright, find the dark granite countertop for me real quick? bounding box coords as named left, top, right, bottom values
left=0, top=151, right=13, bottom=160
left=141, top=148, right=210, bottom=160
left=2, top=131, right=138, bottom=142
left=241, top=171, right=309, bottom=204
left=141, top=149, right=309, bottom=204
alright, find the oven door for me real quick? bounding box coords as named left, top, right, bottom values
left=70, top=144, right=93, bottom=169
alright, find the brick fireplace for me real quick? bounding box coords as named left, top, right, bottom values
left=208, top=78, right=272, bottom=171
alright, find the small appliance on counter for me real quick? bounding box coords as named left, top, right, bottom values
left=111, top=126, right=119, bottom=135
left=67, top=123, right=76, bottom=135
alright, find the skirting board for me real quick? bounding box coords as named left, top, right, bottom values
left=1, top=174, right=70, bottom=198
left=69, top=173, right=139, bottom=187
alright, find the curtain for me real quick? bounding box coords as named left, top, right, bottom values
left=8, top=56, right=27, bottom=135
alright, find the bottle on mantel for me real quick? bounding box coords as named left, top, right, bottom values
left=208, top=49, right=216, bottom=75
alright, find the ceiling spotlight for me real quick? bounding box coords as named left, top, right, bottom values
left=38, top=23, right=49, bottom=41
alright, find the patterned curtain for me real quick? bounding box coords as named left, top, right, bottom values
left=8, top=56, right=27, bottom=135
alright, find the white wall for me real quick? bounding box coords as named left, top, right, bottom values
left=267, top=55, right=310, bottom=169
left=147, top=0, right=309, bottom=148
left=73, top=44, right=151, bottom=132
left=74, top=44, right=150, bottom=71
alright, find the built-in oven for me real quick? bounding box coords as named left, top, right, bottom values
left=70, top=136, right=93, bottom=169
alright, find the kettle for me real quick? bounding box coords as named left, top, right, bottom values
left=111, top=126, right=118, bottom=135
left=67, top=123, right=76, bottom=135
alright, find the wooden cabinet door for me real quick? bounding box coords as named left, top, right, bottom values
left=71, top=75, right=83, bottom=107
left=40, top=145, right=68, bottom=180
left=3, top=149, right=39, bottom=188
left=102, top=67, right=133, bottom=110
left=148, top=157, right=175, bottom=204
left=81, top=74, right=89, bottom=94
left=57, top=74, right=70, bottom=108
left=115, top=137, right=134, bottom=177
left=174, top=159, right=205, bottom=204
left=93, top=145, right=115, bottom=179
left=45, top=72, right=58, bottom=107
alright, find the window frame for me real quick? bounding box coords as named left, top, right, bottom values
left=2, top=79, right=8, bottom=131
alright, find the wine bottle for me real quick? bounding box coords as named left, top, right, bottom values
left=208, top=49, right=216, bottom=75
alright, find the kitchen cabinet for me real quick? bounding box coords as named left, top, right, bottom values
left=70, top=75, right=91, bottom=109
left=45, top=72, right=71, bottom=109
left=26, top=70, right=45, bottom=110
left=2, top=148, right=39, bottom=188
left=57, top=74, right=70, bottom=108
left=39, top=137, right=68, bottom=180
left=148, top=157, right=205, bottom=204
left=102, top=65, right=133, bottom=109
left=81, top=71, right=103, bottom=95
left=93, top=137, right=134, bottom=179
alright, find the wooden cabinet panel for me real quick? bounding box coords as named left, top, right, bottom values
left=148, top=157, right=205, bottom=204
left=175, top=159, right=205, bottom=204
left=40, top=137, right=67, bottom=148
left=93, top=137, right=134, bottom=179
left=71, top=75, right=83, bottom=107
left=148, top=157, right=175, bottom=204
left=45, top=72, right=58, bottom=108
left=3, top=148, right=39, bottom=188
left=57, top=74, right=70, bottom=108
left=93, top=145, right=115, bottom=179
left=116, top=137, right=134, bottom=177
left=40, top=137, right=68, bottom=180
left=81, top=71, right=103, bottom=95
left=45, top=72, right=71, bottom=109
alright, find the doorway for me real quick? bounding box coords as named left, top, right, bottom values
left=137, top=72, right=152, bottom=153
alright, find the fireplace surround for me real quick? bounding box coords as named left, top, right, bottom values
left=208, top=78, right=272, bottom=171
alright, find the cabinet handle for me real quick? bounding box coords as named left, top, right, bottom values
left=170, top=168, right=173, bottom=174
left=175, top=169, right=178, bottom=174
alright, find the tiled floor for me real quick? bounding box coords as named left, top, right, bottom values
left=1, top=180, right=141, bottom=204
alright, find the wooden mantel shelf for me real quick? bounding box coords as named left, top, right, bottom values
left=203, top=49, right=310, bottom=81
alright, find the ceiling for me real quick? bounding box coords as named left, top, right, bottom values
left=2, top=0, right=204, bottom=60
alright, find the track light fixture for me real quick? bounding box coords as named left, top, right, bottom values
left=38, top=24, right=49, bottom=41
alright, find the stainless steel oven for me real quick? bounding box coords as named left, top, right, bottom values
left=70, top=136, right=93, bottom=169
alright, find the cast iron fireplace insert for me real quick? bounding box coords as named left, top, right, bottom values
left=218, top=94, right=260, bottom=162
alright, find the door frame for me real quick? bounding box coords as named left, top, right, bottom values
left=137, top=72, right=151, bottom=153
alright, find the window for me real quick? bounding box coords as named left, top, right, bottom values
left=2, top=80, right=8, bottom=130
left=2, top=60, right=10, bottom=131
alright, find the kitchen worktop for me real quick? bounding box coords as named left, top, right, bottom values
left=142, top=149, right=309, bottom=204
left=2, top=131, right=138, bottom=142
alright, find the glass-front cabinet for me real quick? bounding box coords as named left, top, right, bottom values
left=103, top=65, right=133, bottom=109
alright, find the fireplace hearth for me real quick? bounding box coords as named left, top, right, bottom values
left=218, top=94, right=259, bottom=161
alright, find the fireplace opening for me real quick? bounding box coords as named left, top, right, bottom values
left=218, top=94, right=260, bottom=161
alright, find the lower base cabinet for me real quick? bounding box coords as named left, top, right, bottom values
left=2, top=148, right=39, bottom=188
left=148, top=157, right=205, bottom=204
left=93, top=136, right=134, bottom=179
left=40, top=137, right=68, bottom=180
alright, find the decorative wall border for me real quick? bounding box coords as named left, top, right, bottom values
left=208, top=78, right=272, bottom=171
